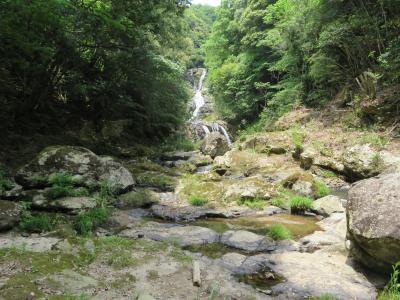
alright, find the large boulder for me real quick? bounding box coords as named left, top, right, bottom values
left=312, top=195, right=344, bottom=217
left=347, top=172, right=400, bottom=271
left=342, top=144, right=383, bottom=180
left=200, top=132, right=230, bottom=159
left=0, top=200, right=21, bottom=231
left=15, top=146, right=134, bottom=192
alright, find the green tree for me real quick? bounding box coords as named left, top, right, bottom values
left=0, top=0, right=193, bottom=143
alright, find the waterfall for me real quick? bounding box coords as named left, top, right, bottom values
left=218, top=125, right=232, bottom=145
left=204, top=122, right=232, bottom=145
left=190, top=68, right=232, bottom=145
left=192, top=69, right=207, bottom=118
left=202, top=125, right=210, bottom=134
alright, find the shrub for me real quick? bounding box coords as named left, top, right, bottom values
left=313, top=180, right=330, bottom=198
left=268, top=224, right=292, bottom=240
left=0, top=169, right=13, bottom=192
left=188, top=195, right=208, bottom=206
left=19, top=212, right=52, bottom=233
left=378, top=262, right=400, bottom=300
left=290, top=196, right=313, bottom=214
left=74, top=207, right=110, bottom=236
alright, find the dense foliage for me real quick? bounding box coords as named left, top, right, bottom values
left=185, top=4, right=217, bottom=68
left=206, top=0, right=400, bottom=128
left=0, top=0, right=192, bottom=141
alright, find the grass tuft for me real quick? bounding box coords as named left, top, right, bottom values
left=290, top=196, right=313, bottom=214
left=268, top=224, right=292, bottom=240
left=74, top=207, right=110, bottom=236
left=291, top=126, right=306, bottom=149
left=313, top=180, right=330, bottom=198
left=188, top=195, right=208, bottom=206
left=378, top=262, right=400, bottom=300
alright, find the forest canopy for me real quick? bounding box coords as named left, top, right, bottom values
left=0, top=0, right=197, bottom=142
left=205, top=0, right=400, bottom=128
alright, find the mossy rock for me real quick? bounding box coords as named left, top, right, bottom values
left=240, top=132, right=291, bottom=155
left=114, top=189, right=159, bottom=209
left=15, top=146, right=134, bottom=192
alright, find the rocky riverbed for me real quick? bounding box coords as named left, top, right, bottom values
left=0, top=128, right=398, bottom=299
left=1, top=72, right=400, bottom=299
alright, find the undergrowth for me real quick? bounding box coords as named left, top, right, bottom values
left=379, top=262, right=400, bottom=300
left=0, top=169, right=13, bottom=192
left=19, top=202, right=52, bottom=233
left=74, top=181, right=114, bottom=236
left=45, top=172, right=89, bottom=200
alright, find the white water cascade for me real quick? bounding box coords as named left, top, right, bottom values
left=192, top=69, right=207, bottom=118
left=218, top=125, right=232, bottom=145
left=202, top=125, right=211, bottom=134
left=190, top=68, right=232, bottom=145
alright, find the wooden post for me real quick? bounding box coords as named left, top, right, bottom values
left=193, top=260, right=201, bottom=287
